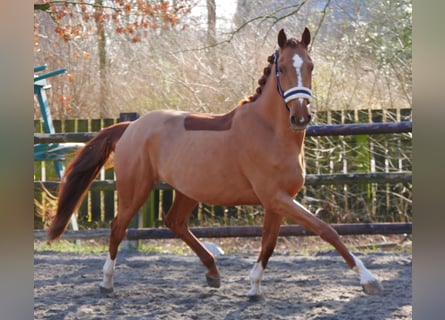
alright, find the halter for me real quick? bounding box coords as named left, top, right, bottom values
left=273, top=51, right=312, bottom=110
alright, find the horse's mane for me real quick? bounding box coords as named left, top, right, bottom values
left=237, top=54, right=275, bottom=106
left=238, top=38, right=300, bottom=106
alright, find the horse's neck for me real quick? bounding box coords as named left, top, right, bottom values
left=250, top=74, right=306, bottom=149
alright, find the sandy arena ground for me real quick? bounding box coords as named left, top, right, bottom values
left=34, top=237, right=411, bottom=319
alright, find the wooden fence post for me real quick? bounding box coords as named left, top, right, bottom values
left=77, top=119, right=90, bottom=221
left=103, top=118, right=117, bottom=223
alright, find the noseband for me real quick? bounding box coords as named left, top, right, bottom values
left=273, top=51, right=312, bottom=110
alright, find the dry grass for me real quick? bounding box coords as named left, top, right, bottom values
left=141, top=234, right=412, bottom=255
left=35, top=233, right=412, bottom=255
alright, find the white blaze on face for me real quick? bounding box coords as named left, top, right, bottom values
left=292, top=53, right=304, bottom=105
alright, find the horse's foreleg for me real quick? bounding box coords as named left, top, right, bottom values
left=164, top=191, right=220, bottom=288
left=273, top=196, right=383, bottom=295
left=248, top=210, right=283, bottom=299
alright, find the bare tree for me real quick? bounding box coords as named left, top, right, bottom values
left=95, top=0, right=107, bottom=116
left=34, top=0, right=411, bottom=118
left=34, top=0, right=194, bottom=117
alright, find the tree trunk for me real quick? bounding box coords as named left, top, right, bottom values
left=206, top=0, right=216, bottom=45
left=233, top=0, right=254, bottom=27
left=95, top=0, right=108, bottom=117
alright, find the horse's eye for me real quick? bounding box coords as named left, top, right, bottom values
left=278, top=67, right=284, bottom=74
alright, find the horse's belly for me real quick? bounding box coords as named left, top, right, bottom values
left=190, top=191, right=260, bottom=207
left=161, top=167, right=260, bottom=206
left=191, top=184, right=261, bottom=206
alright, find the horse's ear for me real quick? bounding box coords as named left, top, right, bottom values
left=278, top=29, right=287, bottom=48
left=301, top=27, right=311, bottom=47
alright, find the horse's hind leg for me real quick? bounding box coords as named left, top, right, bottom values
left=248, top=210, right=282, bottom=299
left=100, top=175, right=154, bottom=293
left=164, top=191, right=221, bottom=288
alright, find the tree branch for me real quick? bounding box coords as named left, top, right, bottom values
left=34, top=3, right=51, bottom=12
left=174, top=1, right=309, bottom=54
left=310, top=0, right=332, bottom=51
left=35, top=0, right=119, bottom=12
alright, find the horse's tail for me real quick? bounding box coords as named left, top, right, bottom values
left=47, top=122, right=131, bottom=241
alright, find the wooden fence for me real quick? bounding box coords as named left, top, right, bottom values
left=34, top=223, right=412, bottom=240
left=34, top=108, right=412, bottom=230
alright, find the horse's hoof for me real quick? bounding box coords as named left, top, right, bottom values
left=248, top=294, right=265, bottom=302
left=362, top=280, right=383, bottom=295
left=99, top=285, right=114, bottom=294
left=206, top=274, right=221, bottom=288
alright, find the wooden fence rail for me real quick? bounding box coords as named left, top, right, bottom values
left=34, top=172, right=412, bottom=193
left=33, top=121, right=412, bottom=144
left=34, top=223, right=412, bottom=240
left=306, top=121, right=412, bottom=136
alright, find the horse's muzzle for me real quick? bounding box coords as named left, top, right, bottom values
left=290, top=113, right=311, bottom=131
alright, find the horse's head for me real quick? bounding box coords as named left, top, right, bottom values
left=274, top=28, right=313, bottom=131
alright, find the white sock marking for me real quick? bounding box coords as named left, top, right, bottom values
left=100, top=254, right=116, bottom=290
left=351, top=252, right=378, bottom=285
left=248, top=262, right=264, bottom=296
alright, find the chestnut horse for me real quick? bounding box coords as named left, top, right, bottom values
left=48, top=28, right=383, bottom=297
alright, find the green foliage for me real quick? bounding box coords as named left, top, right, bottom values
left=34, top=240, right=108, bottom=254
left=354, top=135, right=371, bottom=173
